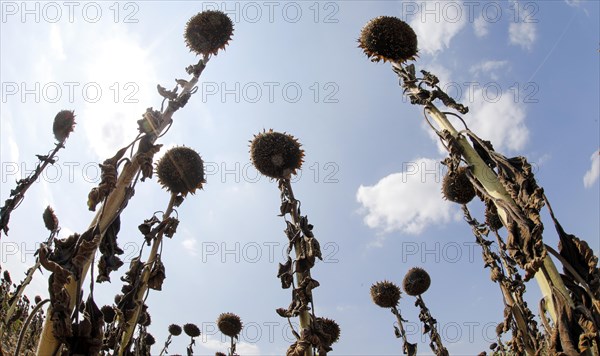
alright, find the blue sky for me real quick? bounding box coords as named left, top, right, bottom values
left=1, top=1, right=599, bottom=354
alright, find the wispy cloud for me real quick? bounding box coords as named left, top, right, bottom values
left=508, top=1, right=537, bottom=50
left=408, top=3, right=467, bottom=55
left=470, top=60, right=510, bottom=81
left=583, top=150, right=600, bottom=188
left=182, top=238, right=198, bottom=256
left=49, top=24, right=66, bottom=60
left=473, top=16, right=489, bottom=38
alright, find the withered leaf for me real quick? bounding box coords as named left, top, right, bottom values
left=277, top=257, right=293, bottom=289
left=404, top=342, right=418, bottom=356
left=280, top=201, right=293, bottom=216
left=148, top=259, right=166, bottom=291
left=97, top=217, right=124, bottom=283
left=163, top=217, right=179, bottom=238
left=276, top=307, right=294, bottom=318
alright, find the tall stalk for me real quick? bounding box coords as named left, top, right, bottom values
left=358, top=15, right=599, bottom=354
left=36, top=10, right=233, bottom=355
left=249, top=130, right=340, bottom=356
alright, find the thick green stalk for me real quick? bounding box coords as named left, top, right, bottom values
left=393, top=62, right=573, bottom=324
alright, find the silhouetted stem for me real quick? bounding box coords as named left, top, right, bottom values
left=391, top=306, right=415, bottom=355
left=279, top=179, right=313, bottom=356
left=0, top=229, right=58, bottom=338
left=158, top=334, right=172, bottom=356
left=0, top=142, right=65, bottom=236
left=36, top=56, right=208, bottom=356
left=415, top=295, right=447, bottom=356
left=117, top=193, right=177, bottom=355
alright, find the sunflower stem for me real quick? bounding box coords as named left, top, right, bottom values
left=117, top=192, right=178, bottom=355
left=36, top=59, right=207, bottom=356
left=391, top=61, right=572, bottom=325
left=279, top=179, right=314, bottom=356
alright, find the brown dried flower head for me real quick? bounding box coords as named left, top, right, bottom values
left=185, top=10, right=233, bottom=56
left=100, top=305, right=116, bottom=323
left=168, top=323, right=182, bottom=336
left=139, top=311, right=152, bottom=327
left=317, top=317, right=341, bottom=344
left=52, top=110, right=76, bottom=142
left=156, top=146, right=206, bottom=196
left=485, top=202, right=503, bottom=231
left=215, top=353, right=227, bottom=356
left=402, top=267, right=431, bottom=296
left=250, top=129, right=304, bottom=179
left=34, top=295, right=42, bottom=305
left=2, top=270, right=11, bottom=284
left=144, top=333, right=156, bottom=346
left=217, top=312, right=243, bottom=338
left=183, top=323, right=201, bottom=338
left=370, top=280, right=401, bottom=308
left=42, top=206, right=59, bottom=232
left=442, top=166, right=476, bottom=204
left=359, top=16, right=418, bottom=63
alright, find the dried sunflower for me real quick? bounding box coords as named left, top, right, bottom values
left=185, top=10, right=234, bottom=56
left=250, top=129, right=304, bottom=179
left=359, top=16, right=418, bottom=63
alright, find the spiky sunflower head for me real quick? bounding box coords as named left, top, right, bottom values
left=144, top=333, right=156, bottom=346
left=359, top=16, right=418, bottom=63
left=100, top=305, right=116, bottom=323
left=370, top=280, right=401, bottom=308
left=183, top=323, right=201, bottom=338
left=250, top=129, right=304, bottom=179
left=168, top=324, right=182, bottom=336
left=2, top=270, right=11, bottom=284
left=442, top=166, right=475, bottom=204
left=139, top=311, right=152, bottom=327
left=217, top=312, right=243, bottom=338
left=43, top=206, right=59, bottom=232
left=156, top=146, right=205, bottom=196
left=316, top=317, right=341, bottom=344
left=402, top=267, right=431, bottom=296
left=485, top=202, right=503, bottom=231
left=185, top=10, right=233, bottom=56
left=52, top=110, right=76, bottom=142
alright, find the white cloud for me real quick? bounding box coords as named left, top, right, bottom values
left=473, top=16, right=489, bottom=38
left=356, top=158, right=455, bottom=241
left=508, top=2, right=537, bottom=50
left=467, top=88, right=529, bottom=152
left=0, top=117, right=20, bottom=163
left=470, top=60, right=509, bottom=81
left=409, top=2, right=467, bottom=55
left=201, top=336, right=261, bottom=355
left=509, top=22, right=536, bottom=50
left=49, top=24, right=66, bottom=60
left=78, top=26, right=158, bottom=159
left=564, top=0, right=581, bottom=6
left=182, top=238, right=198, bottom=256
left=583, top=150, right=600, bottom=188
